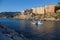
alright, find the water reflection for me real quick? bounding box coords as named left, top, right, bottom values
left=19, top=20, right=60, bottom=40
left=0, top=18, right=60, bottom=40
left=53, top=21, right=60, bottom=40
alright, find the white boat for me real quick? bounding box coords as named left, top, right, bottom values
left=31, top=21, right=43, bottom=25
left=37, top=21, right=43, bottom=24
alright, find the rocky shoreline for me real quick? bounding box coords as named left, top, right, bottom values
left=14, top=18, right=60, bottom=21
left=0, top=25, right=30, bottom=40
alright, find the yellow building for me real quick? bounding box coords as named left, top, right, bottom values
left=32, top=4, right=55, bottom=15
left=45, top=4, right=55, bottom=14
left=32, top=6, right=44, bottom=14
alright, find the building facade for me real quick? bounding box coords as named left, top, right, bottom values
left=45, top=5, right=55, bottom=17
left=45, top=5, right=55, bottom=14
left=32, top=6, right=44, bottom=14
left=32, top=4, right=55, bottom=15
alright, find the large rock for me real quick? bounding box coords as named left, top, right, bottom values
left=0, top=25, right=29, bottom=40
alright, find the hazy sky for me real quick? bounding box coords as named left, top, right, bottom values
left=0, top=0, right=60, bottom=12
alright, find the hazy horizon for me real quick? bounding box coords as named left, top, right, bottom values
left=0, top=0, right=60, bottom=12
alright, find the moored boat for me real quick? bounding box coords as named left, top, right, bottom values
left=31, top=20, right=43, bottom=25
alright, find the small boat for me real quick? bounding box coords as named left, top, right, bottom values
left=36, top=21, right=42, bottom=24
left=31, top=20, right=43, bottom=25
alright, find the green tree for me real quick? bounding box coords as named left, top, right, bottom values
left=24, top=9, right=32, bottom=15
left=55, top=2, right=60, bottom=12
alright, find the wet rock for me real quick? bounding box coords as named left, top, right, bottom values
left=0, top=25, right=29, bottom=40
left=0, top=33, right=13, bottom=40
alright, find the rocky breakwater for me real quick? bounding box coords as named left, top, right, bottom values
left=0, top=25, right=29, bottom=40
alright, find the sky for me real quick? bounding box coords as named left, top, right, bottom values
left=0, top=0, right=60, bottom=12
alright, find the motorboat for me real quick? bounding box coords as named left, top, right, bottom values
left=31, top=20, right=43, bottom=25
left=36, top=21, right=42, bottom=24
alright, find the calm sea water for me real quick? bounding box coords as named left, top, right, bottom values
left=0, top=18, right=60, bottom=40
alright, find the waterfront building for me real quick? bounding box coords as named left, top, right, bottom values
left=32, top=5, right=55, bottom=14
left=45, top=5, right=55, bottom=18
left=45, top=5, right=55, bottom=14
left=31, top=4, right=55, bottom=18
left=32, top=6, right=44, bottom=14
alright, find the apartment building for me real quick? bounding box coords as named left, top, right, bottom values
left=32, top=5, right=55, bottom=15
left=45, top=5, right=55, bottom=14
left=45, top=5, right=55, bottom=17
left=32, top=6, right=44, bottom=14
